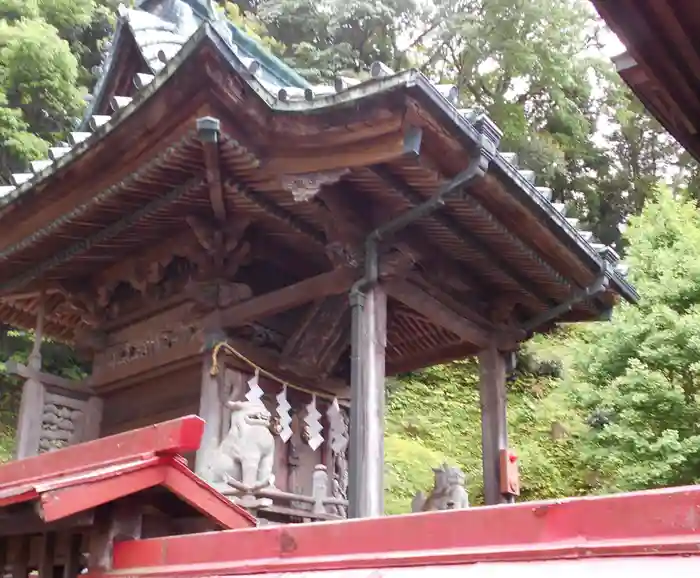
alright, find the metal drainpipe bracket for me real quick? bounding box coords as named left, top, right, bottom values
left=520, top=266, right=611, bottom=335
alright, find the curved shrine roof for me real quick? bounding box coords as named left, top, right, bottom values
left=0, top=4, right=638, bottom=374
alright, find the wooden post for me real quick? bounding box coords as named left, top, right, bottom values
left=478, top=346, right=509, bottom=505
left=38, top=533, right=57, bottom=577
left=348, top=285, right=387, bottom=518
left=195, top=338, right=224, bottom=477
left=88, top=499, right=142, bottom=573
left=15, top=290, right=46, bottom=459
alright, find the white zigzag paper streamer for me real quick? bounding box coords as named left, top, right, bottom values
left=276, top=384, right=293, bottom=443
left=245, top=368, right=263, bottom=403
left=304, top=394, right=324, bottom=451
left=326, top=397, right=348, bottom=454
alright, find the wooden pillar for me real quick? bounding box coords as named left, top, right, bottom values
left=195, top=335, right=225, bottom=476
left=478, top=346, right=509, bottom=505
left=348, top=285, right=387, bottom=518
left=15, top=291, right=46, bottom=459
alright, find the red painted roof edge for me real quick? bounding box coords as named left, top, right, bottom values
left=108, top=483, right=700, bottom=575
left=164, top=456, right=257, bottom=528
left=0, top=415, right=205, bottom=488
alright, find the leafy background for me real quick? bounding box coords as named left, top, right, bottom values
left=2, top=0, right=700, bottom=513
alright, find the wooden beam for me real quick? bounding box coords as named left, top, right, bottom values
left=478, top=346, right=509, bottom=505
left=197, top=116, right=234, bottom=222
left=267, top=126, right=421, bottom=175
left=207, top=268, right=355, bottom=329
left=63, top=533, right=84, bottom=578
left=88, top=499, right=143, bottom=572
left=221, top=337, right=351, bottom=401
left=386, top=280, right=490, bottom=348
left=5, top=360, right=93, bottom=394
left=0, top=509, right=94, bottom=538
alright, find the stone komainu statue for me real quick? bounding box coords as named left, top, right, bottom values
left=411, top=463, right=469, bottom=512
left=199, top=399, right=276, bottom=501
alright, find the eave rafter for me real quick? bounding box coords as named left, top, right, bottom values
left=0, top=176, right=206, bottom=297
left=370, top=164, right=574, bottom=313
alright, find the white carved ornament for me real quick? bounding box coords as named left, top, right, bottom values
left=280, top=169, right=349, bottom=202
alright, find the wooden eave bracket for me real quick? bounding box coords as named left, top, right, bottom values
left=197, top=116, right=226, bottom=222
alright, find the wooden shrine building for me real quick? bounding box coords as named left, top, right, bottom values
left=0, top=0, right=637, bottom=519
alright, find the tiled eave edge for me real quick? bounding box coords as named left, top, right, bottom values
left=0, top=22, right=212, bottom=216
left=79, top=18, right=126, bottom=131
left=0, top=21, right=636, bottom=305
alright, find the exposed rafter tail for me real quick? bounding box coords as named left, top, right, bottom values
left=370, top=61, right=395, bottom=78
left=519, top=169, right=536, bottom=184
left=49, top=147, right=72, bottom=161
left=500, top=152, right=518, bottom=167
left=69, top=132, right=92, bottom=145
left=110, top=96, right=133, bottom=111
left=11, top=173, right=32, bottom=186
left=133, top=73, right=155, bottom=90
left=30, top=160, right=52, bottom=174
left=535, top=186, right=552, bottom=201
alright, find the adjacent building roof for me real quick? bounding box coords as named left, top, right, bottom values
left=591, top=1, right=700, bottom=162
left=0, top=1, right=638, bottom=373
left=0, top=415, right=255, bottom=531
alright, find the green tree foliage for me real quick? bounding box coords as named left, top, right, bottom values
left=384, top=351, right=594, bottom=514
left=0, top=0, right=116, bottom=178
left=566, top=189, right=700, bottom=492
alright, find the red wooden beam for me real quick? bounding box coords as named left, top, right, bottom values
left=0, top=415, right=205, bottom=487
left=162, top=458, right=256, bottom=530
left=106, top=484, right=700, bottom=576
left=39, top=458, right=166, bottom=522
